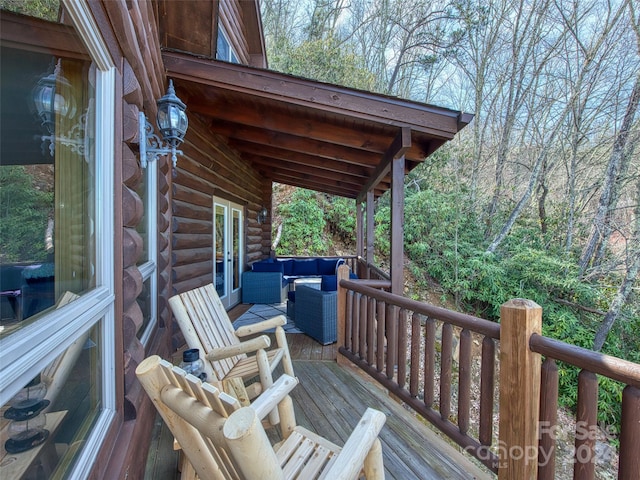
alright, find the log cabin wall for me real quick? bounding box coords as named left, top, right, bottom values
left=90, top=0, right=270, bottom=476
left=92, top=1, right=174, bottom=478
left=171, top=112, right=269, bottom=298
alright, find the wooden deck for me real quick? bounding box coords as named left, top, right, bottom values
left=144, top=332, right=491, bottom=479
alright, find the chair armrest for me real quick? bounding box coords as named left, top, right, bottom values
left=205, top=335, right=271, bottom=361
left=235, top=315, right=286, bottom=337
left=323, top=408, right=386, bottom=479
left=250, top=374, right=298, bottom=420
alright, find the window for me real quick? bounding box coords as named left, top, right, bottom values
left=0, top=2, right=115, bottom=478
left=216, top=25, right=239, bottom=63
left=136, top=160, right=157, bottom=344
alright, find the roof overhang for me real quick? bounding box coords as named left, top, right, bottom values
left=162, top=51, right=473, bottom=200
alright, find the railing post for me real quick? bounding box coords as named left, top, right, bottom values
left=336, top=264, right=350, bottom=366
left=619, top=386, right=640, bottom=480
left=498, top=299, right=542, bottom=480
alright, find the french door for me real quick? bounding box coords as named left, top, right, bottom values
left=213, top=197, right=243, bottom=309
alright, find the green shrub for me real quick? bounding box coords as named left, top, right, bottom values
left=276, top=188, right=327, bottom=255
left=0, top=166, right=53, bottom=262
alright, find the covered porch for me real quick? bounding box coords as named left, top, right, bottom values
left=145, top=327, right=491, bottom=480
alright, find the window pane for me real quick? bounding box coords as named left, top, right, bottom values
left=215, top=205, right=226, bottom=298
left=0, top=321, right=102, bottom=478
left=137, top=276, right=152, bottom=339
left=135, top=172, right=149, bottom=264
left=0, top=47, right=95, bottom=334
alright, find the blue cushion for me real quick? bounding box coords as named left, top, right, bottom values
left=279, top=259, right=294, bottom=276
left=293, top=258, right=318, bottom=275
left=321, top=275, right=337, bottom=291
left=350, top=272, right=358, bottom=279
left=317, top=258, right=338, bottom=275
left=252, top=261, right=283, bottom=273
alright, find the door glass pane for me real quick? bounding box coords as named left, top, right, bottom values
left=0, top=320, right=102, bottom=478
left=232, top=209, right=240, bottom=291
left=0, top=47, right=95, bottom=334
left=214, top=205, right=226, bottom=298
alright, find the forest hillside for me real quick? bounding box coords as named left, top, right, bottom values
left=262, top=0, right=640, bottom=429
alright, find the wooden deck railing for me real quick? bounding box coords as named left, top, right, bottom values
left=335, top=265, right=640, bottom=479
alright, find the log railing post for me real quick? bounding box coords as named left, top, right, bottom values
left=337, top=264, right=350, bottom=366
left=498, top=299, right=542, bottom=480
left=619, top=386, right=640, bottom=480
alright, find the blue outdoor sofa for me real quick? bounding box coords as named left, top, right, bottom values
left=241, top=257, right=346, bottom=304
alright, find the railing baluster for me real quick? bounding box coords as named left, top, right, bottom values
left=345, top=290, right=353, bottom=351
left=358, top=293, right=367, bottom=360
left=366, top=297, right=375, bottom=366
left=352, top=292, right=360, bottom=356
left=619, top=385, right=640, bottom=480
left=479, top=336, right=495, bottom=448
left=425, top=317, right=436, bottom=408
left=458, top=329, right=471, bottom=434
left=410, top=312, right=421, bottom=397
left=538, top=357, right=558, bottom=480
left=574, top=370, right=598, bottom=479
left=440, top=323, right=453, bottom=421
left=376, top=300, right=385, bottom=373
left=397, top=308, right=408, bottom=389
left=386, top=304, right=398, bottom=380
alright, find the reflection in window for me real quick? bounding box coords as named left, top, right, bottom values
left=215, top=204, right=226, bottom=298
left=216, top=25, right=239, bottom=64
left=0, top=320, right=102, bottom=478
left=0, top=47, right=95, bottom=334
left=137, top=277, right=152, bottom=339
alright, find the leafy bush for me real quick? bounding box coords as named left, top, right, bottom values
left=276, top=188, right=327, bottom=255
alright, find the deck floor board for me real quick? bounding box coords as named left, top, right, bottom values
left=144, top=331, right=491, bottom=480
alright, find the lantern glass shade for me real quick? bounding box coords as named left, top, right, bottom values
left=156, top=80, right=188, bottom=146
left=33, top=61, right=76, bottom=135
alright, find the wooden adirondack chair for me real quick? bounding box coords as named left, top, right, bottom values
left=136, top=355, right=386, bottom=480
left=168, top=283, right=295, bottom=423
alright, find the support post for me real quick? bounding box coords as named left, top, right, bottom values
left=498, top=299, right=542, bottom=480
left=337, top=264, right=350, bottom=366
left=366, top=190, right=375, bottom=278
left=357, top=200, right=364, bottom=260
left=390, top=155, right=404, bottom=295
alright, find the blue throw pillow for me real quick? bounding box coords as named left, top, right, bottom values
left=317, top=258, right=338, bottom=275
left=293, top=258, right=318, bottom=275
left=321, top=275, right=337, bottom=291
left=279, top=259, right=294, bottom=275
left=252, top=261, right=283, bottom=273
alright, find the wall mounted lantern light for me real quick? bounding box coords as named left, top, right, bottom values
left=257, top=206, right=269, bottom=224
left=33, top=59, right=86, bottom=157
left=139, top=79, right=188, bottom=169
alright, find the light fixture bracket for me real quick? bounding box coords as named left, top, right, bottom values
left=139, top=111, right=183, bottom=169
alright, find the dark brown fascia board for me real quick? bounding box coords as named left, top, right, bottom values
left=162, top=51, right=470, bottom=139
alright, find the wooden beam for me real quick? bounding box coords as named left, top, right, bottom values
left=390, top=154, right=405, bottom=295
left=357, top=127, right=411, bottom=204
left=366, top=191, right=375, bottom=269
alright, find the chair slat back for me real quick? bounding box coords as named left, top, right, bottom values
left=170, top=284, right=246, bottom=381
left=136, top=355, right=242, bottom=480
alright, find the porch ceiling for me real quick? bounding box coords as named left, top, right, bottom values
left=162, top=51, right=473, bottom=200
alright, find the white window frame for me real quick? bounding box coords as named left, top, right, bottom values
left=0, top=2, right=116, bottom=478
left=138, top=158, right=158, bottom=346
left=217, top=24, right=239, bottom=63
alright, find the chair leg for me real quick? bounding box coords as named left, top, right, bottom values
left=275, top=326, right=295, bottom=377
left=277, top=394, right=296, bottom=440
left=257, top=349, right=280, bottom=426
left=363, top=438, right=385, bottom=479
